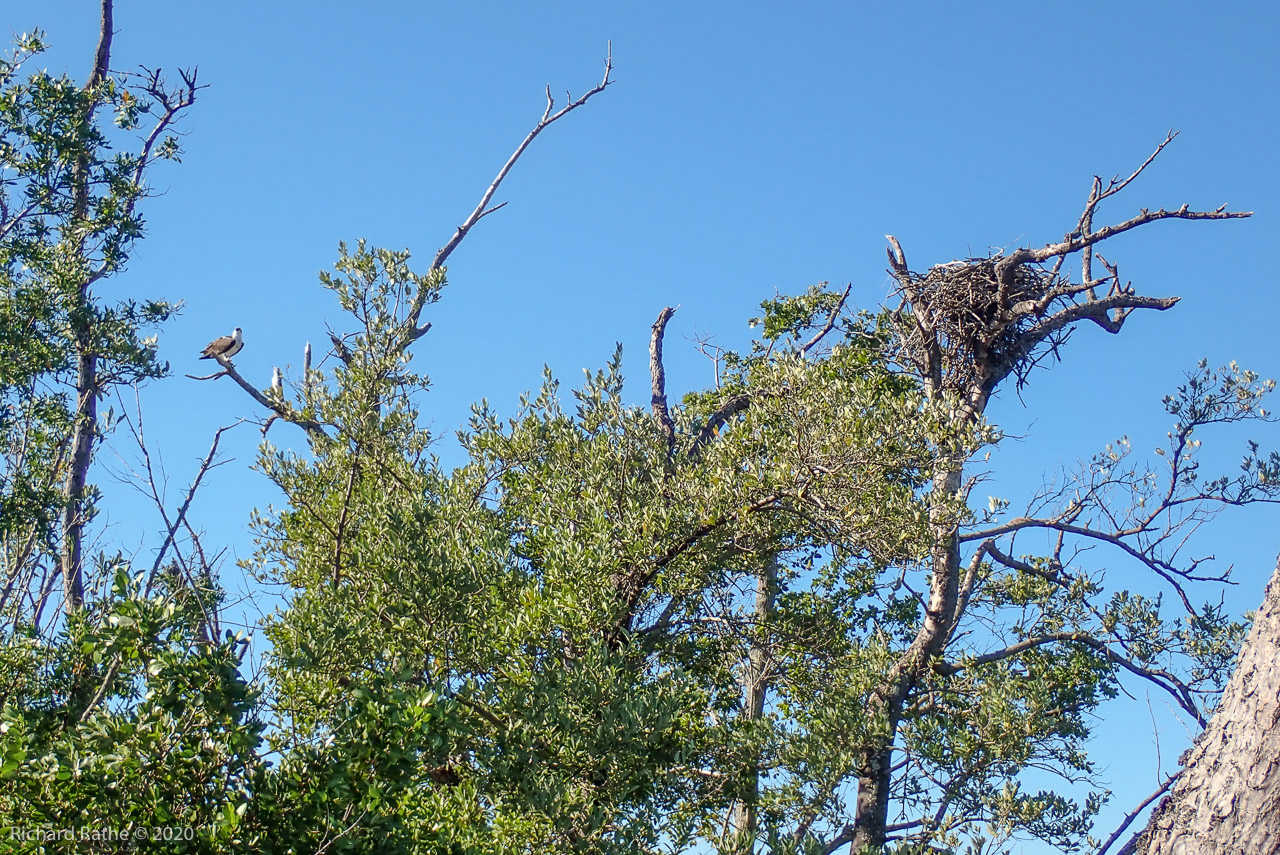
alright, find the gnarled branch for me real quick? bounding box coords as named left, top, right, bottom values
left=649, top=306, right=676, bottom=453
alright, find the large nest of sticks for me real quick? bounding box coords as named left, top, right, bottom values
left=891, top=255, right=1062, bottom=393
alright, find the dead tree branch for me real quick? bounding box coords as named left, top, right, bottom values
left=211, top=47, right=612, bottom=438
left=428, top=43, right=613, bottom=274
left=1098, top=773, right=1178, bottom=855
left=145, top=422, right=240, bottom=593
left=886, top=135, right=1251, bottom=405
left=650, top=306, right=677, bottom=453
left=188, top=357, right=328, bottom=440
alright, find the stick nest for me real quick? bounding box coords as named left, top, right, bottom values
left=892, top=256, right=1062, bottom=393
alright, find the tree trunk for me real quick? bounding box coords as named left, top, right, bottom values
left=58, top=0, right=113, bottom=615
left=59, top=351, right=97, bottom=612
left=728, top=555, right=777, bottom=852
left=850, top=463, right=965, bottom=852
left=1128, top=556, right=1280, bottom=855
left=851, top=747, right=894, bottom=852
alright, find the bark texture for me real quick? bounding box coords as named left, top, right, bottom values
left=59, top=0, right=114, bottom=614
left=728, top=555, right=777, bottom=850
left=1129, top=557, right=1280, bottom=855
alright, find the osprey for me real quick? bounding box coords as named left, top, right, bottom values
left=200, top=327, right=243, bottom=361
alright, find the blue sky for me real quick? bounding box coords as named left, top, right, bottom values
left=8, top=2, right=1280, bottom=851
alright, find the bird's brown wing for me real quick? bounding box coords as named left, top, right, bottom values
left=200, top=335, right=232, bottom=359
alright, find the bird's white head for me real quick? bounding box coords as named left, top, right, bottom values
left=232, top=327, right=243, bottom=342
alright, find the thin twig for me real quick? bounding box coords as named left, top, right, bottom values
left=146, top=421, right=242, bottom=593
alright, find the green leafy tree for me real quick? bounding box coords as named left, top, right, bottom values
left=3, top=10, right=1269, bottom=853
left=0, top=1, right=198, bottom=624
left=241, top=135, right=1273, bottom=855
left=0, top=563, right=260, bottom=853
left=820, top=149, right=1270, bottom=854
left=249, top=245, right=938, bottom=853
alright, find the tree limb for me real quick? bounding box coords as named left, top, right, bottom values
left=146, top=421, right=240, bottom=592
left=187, top=357, right=329, bottom=440
left=88, top=0, right=113, bottom=87
left=1099, top=773, right=1178, bottom=855
left=427, top=44, right=613, bottom=275
left=801, top=282, right=852, bottom=356
left=938, top=632, right=1206, bottom=727
left=689, top=395, right=753, bottom=460
left=649, top=306, right=677, bottom=453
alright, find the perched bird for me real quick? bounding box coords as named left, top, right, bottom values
left=270, top=366, right=283, bottom=394
left=200, top=327, right=243, bottom=361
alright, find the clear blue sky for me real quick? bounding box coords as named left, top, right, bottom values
left=9, top=2, right=1279, bottom=851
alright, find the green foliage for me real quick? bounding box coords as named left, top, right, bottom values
left=249, top=269, right=946, bottom=851
left=0, top=24, right=1271, bottom=855
left=245, top=670, right=483, bottom=855
left=0, top=564, right=260, bottom=853
left=251, top=262, right=1274, bottom=854
left=0, top=30, right=188, bottom=624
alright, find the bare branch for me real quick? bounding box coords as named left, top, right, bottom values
left=428, top=42, right=613, bottom=275
left=949, top=539, right=992, bottom=637
left=146, top=421, right=240, bottom=592
left=1098, top=132, right=1178, bottom=205
left=689, top=394, right=753, bottom=460
left=966, top=510, right=1204, bottom=616
left=85, top=68, right=201, bottom=289
left=886, top=235, right=909, bottom=278
left=938, top=631, right=1206, bottom=727
left=187, top=357, right=329, bottom=440
left=649, top=306, right=677, bottom=452
left=689, top=331, right=726, bottom=389
left=215, top=49, right=612, bottom=439
left=88, top=0, right=113, bottom=87
left=1001, top=203, right=1250, bottom=272
left=819, top=824, right=856, bottom=855
left=1099, top=773, right=1178, bottom=855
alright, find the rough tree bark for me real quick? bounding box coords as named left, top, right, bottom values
left=59, top=0, right=115, bottom=613
left=728, top=554, right=778, bottom=850
left=1125, top=557, right=1280, bottom=855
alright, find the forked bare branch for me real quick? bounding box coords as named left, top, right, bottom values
left=145, top=421, right=241, bottom=593
left=428, top=43, right=613, bottom=273
left=887, top=135, right=1251, bottom=404
left=203, top=46, right=613, bottom=438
